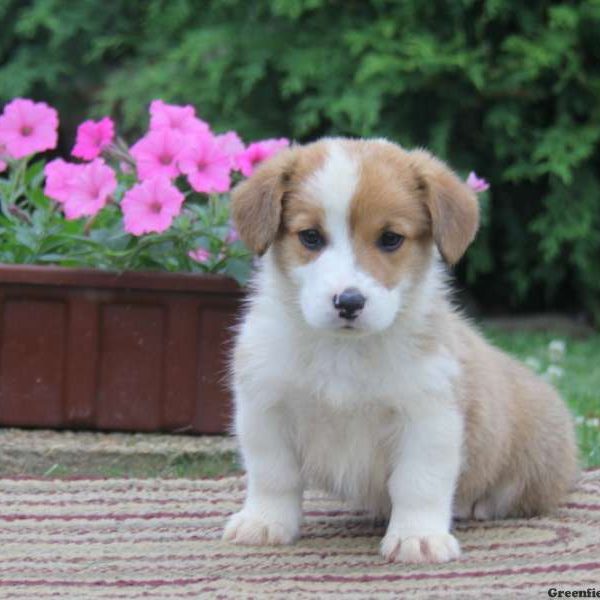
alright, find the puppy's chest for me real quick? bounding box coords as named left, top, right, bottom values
left=289, top=400, right=399, bottom=513
left=286, top=336, right=460, bottom=410
left=293, top=342, right=402, bottom=408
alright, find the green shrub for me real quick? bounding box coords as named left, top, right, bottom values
left=2, top=0, right=600, bottom=321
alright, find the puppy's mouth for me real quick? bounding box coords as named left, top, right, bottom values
left=334, top=322, right=375, bottom=339
left=338, top=319, right=363, bottom=333
left=309, top=316, right=373, bottom=338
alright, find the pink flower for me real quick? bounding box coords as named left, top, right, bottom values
left=189, top=247, right=212, bottom=263
left=216, top=131, right=245, bottom=170
left=149, top=100, right=210, bottom=138
left=237, top=138, right=289, bottom=177
left=178, top=134, right=231, bottom=193
left=60, top=160, right=116, bottom=220
left=0, top=160, right=6, bottom=173
left=64, top=160, right=116, bottom=219
left=121, top=177, right=184, bottom=236
left=466, top=172, right=490, bottom=193
left=131, top=129, right=185, bottom=180
left=45, top=159, right=116, bottom=219
left=225, top=227, right=239, bottom=244
left=0, top=98, right=58, bottom=159
left=44, top=159, right=81, bottom=203
left=72, top=117, right=115, bottom=160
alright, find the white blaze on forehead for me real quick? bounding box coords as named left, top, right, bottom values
left=304, top=141, right=359, bottom=231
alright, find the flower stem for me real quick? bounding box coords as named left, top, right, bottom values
left=7, top=157, right=28, bottom=204
left=8, top=204, right=32, bottom=225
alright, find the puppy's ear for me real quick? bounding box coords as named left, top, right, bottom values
left=231, top=149, right=294, bottom=255
left=409, top=149, right=479, bottom=265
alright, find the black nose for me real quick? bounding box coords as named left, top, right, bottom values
left=333, top=287, right=366, bottom=320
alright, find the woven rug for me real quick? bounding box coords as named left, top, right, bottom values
left=0, top=472, right=598, bottom=599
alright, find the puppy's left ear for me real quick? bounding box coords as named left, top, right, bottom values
left=409, top=149, right=480, bottom=265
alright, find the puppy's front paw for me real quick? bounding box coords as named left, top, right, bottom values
left=222, top=510, right=299, bottom=546
left=381, top=532, right=460, bottom=564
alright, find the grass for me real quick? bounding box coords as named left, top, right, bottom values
left=483, top=327, right=600, bottom=468
left=32, top=452, right=242, bottom=479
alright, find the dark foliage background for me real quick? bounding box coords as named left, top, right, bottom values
left=2, top=0, right=600, bottom=319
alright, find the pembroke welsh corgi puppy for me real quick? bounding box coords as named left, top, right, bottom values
left=223, top=138, right=578, bottom=563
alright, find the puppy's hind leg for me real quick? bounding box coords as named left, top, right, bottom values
left=453, top=497, right=476, bottom=521
left=473, top=480, right=522, bottom=520
left=453, top=477, right=524, bottom=521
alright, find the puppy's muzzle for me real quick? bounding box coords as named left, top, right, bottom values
left=333, top=287, right=366, bottom=320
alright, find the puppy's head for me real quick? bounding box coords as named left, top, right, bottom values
left=232, top=138, right=478, bottom=334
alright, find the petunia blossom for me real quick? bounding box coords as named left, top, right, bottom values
left=237, top=138, right=289, bottom=177
left=121, top=177, right=184, bottom=236
left=0, top=98, right=58, bottom=159
left=54, top=159, right=116, bottom=220
left=225, top=227, right=239, bottom=244
left=149, top=100, right=210, bottom=138
left=130, top=129, right=185, bottom=180
left=178, top=134, right=232, bottom=193
left=466, top=172, right=490, bottom=193
left=189, top=247, right=212, bottom=263
left=216, top=131, right=245, bottom=170
left=44, top=159, right=81, bottom=203
left=72, top=117, right=115, bottom=160
left=0, top=159, right=6, bottom=173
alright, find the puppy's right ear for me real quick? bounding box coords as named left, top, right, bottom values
left=231, top=149, right=294, bottom=255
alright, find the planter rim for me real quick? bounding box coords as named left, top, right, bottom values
left=0, top=263, right=245, bottom=294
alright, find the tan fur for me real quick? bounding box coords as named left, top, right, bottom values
left=275, top=196, right=327, bottom=269
left=345, top=141, right=435, bottom=288
left=408, top=149, right=480, bottom=265
left=232, top=137, right=579, bottom=520
left=231, top=149, right=292, bottom=255
left=449, top=316, right=579, bottom=518
left=231, top=144, right=326, bottom=255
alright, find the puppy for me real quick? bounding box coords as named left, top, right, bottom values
left=222, top=138, right=578, bottom=563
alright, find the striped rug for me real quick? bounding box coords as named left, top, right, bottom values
left=0, top=471, right=598, bottom=599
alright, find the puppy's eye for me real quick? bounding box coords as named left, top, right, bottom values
left=377, top=231, right=404, bottom=252
left=298, top=229, right=325, bottom=251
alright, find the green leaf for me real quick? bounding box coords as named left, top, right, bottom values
left=24, top=159, right=45, bottom=188
left=223, top=257, right=253, bottom=285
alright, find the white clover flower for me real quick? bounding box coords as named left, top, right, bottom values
left=544, top=365, right=564, bottom=382
left=525, top=356, right=542, bottom=372
left=548, top=339, right=566, bottom=363
left=575, top=416, right=600, bottom=428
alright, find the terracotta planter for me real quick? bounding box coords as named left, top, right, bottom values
left=0, top=265, right=244, bottom=434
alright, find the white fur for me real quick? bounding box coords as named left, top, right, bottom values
left=224, top=141, right=464, bottom=563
